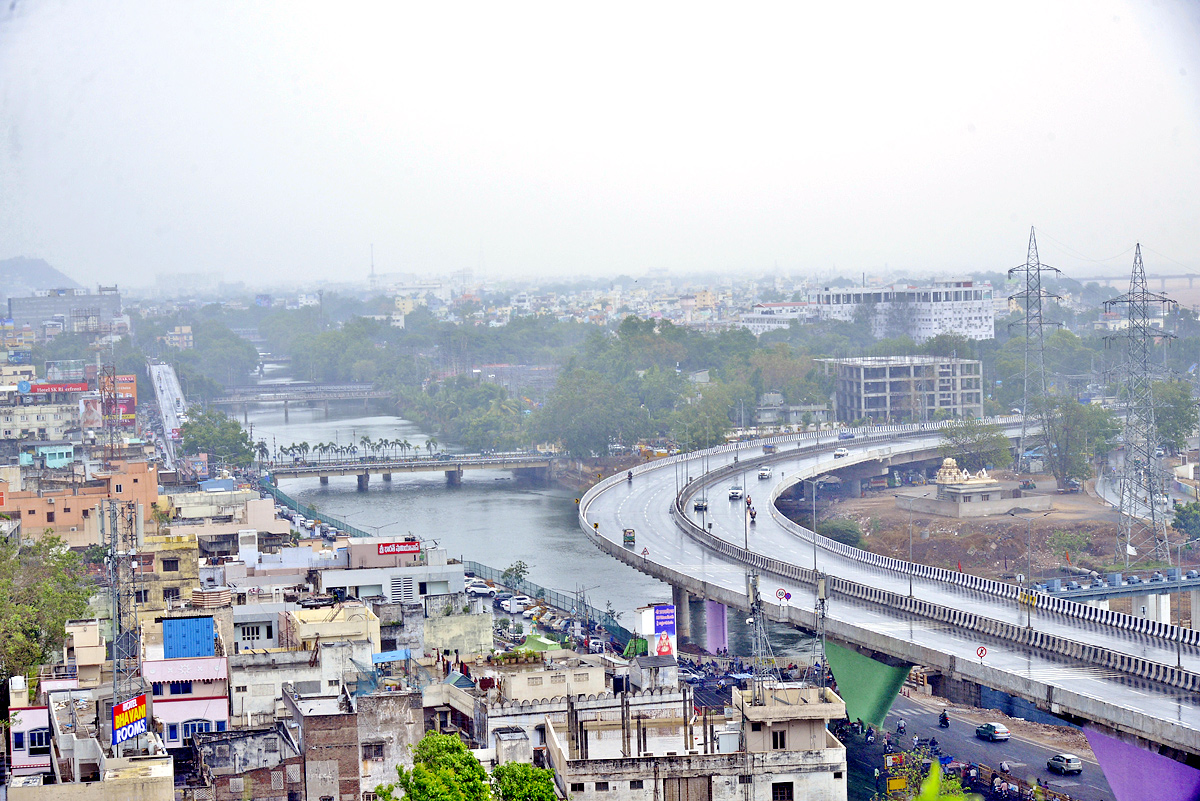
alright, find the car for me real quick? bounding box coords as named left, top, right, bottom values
left=838, top=431, right=856, bottom=440
left=466, top=582, right=496, bottom=597
left=728, top=486, right=744, bottom=500
left=1187, top=570, right=1199, bottom=580
left=1066, top=580, right=1081, bottom=591
left=975, top=722, right=1010, bottom=741
left=1047, top=754, right=1083, bottom=775
left=1155, top=447, right=1165, bottom=457
left=758, top=466, right=772, bottom=480
left=1150, top=571, right=1165, bottom=582
left=522, top=604, right=543, bottom=619
left=502, top=595, right=533, bottom=613
left=833, top=447, right=849, bottom=459
left=1125, top=575, right=1143, bottom=585
left=492, top=592, right=514, bottom=608
left=693, top=497, right=709, bottom=511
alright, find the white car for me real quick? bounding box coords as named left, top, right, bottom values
left=466, top=581, right=496, bottom=597
left=502, top=595, right=533, bottom=613
left=728, top=485, right=744, bottom=500
left=833, top=447, right=849, bottom=458
left=758, top=467, right=772, bottom=480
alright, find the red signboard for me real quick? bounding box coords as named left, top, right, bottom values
left=378, top=541, right=421, bottom=556
left=112, top=693, right=148, bottom=745
left=30, top=382, right=89, bottom=393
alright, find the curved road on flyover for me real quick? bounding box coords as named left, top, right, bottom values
left=581, top=423, right=1200, bottom=756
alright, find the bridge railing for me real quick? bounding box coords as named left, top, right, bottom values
left=461, top=561, right=632, bottom=648
left=259, top=482, right=376, bottom=540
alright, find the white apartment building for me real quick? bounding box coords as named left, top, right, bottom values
left=807, top=280, right=995, bottom=342
left=738, top=302, right=815, bottom=336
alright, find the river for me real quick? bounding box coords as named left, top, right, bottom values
left=245, top=400, right=815, bottom=658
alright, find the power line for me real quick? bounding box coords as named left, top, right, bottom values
left=1008, top=227, right=1060, bottom=471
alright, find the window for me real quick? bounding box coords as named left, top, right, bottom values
left=182, top=719, right=211, bottom=739
left=739, top=776, right=752, bottom=785
left=527, top=677, right=543, bottom=686
left=750, top=722, right=762, bottom=732
left=46, top=511, right=55, bottom=523
left=551, top=674, right=566, bottom=684
left=595, top=782, right=610, bottom=791
left=167, top=724, right=178, bottom=741
left=570, top=784, right=585, bottom=793
left=152, top=682, right=164, bottom=696
left=13, top=731, right=24, bottom=750
left=163, top=587, right=181, bottom=601
left=216, top=721, right=226, bottom=732
left=418, top=581, right=428, bottom=595
left=771, top=782, right=794, bottom=801
left=242, top=625, right=262, bottom=641
left=115, top=484, right=123, bottom=493
left=170, top=681, right=193, bottom=695
left=363, top=742, right=385, bottom=761
left=573, top=673, right=589, bottom=682
left=629, top=781, right=644, bottom=790
left=328, top=680, right=339, bottom=687
left=364, top=794, right=379, bottom=801
left=265, top=623, right=273, bottom=639
left=63, top=507, right=70, bottom=513
left=771, top=730, right=786, bottom=749
left=135, top=590, right=149, bottom=604
left=162, top=558, right=180, bottom=572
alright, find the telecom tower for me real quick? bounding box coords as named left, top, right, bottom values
left=1008, top=228, right=1060, bottom=470
left=103, top=499, right=146, bottom=754
left=1105, top=244, right=1177, bottom=565
left=745, top=572, right=781, bottom=706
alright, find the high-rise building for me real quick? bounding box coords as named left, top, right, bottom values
left=807, top=280, right=995, bottom=342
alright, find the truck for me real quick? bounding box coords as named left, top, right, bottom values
left=763, top=444, right=777, bottom=454
left=623, top=528, right=636, bottom=547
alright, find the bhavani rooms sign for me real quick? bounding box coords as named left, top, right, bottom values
left=112, top=693, right=148, bottom=745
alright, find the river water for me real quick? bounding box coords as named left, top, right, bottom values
left=246, top=401, right=814, bottom=658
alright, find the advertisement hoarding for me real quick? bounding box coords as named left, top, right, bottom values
left=116, top=398, right=136, bottom=426
left=45, top=359, right=86, bottom=382
left=112, top=693, right=148, bottom=745
left=32, top=382, right=89, bottom=394
left=79, top=395, right=103, bottom=429
left=378, top=541, right=421, bottom=556
left=639, top=604, right=677, bottom=657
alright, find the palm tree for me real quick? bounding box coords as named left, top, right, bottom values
left=297, top=442, right=310, bottom=463
left=401, top=439, right=412, bottom=459
left=255, top=440, right=270, bottom=467
left=426, top=438, right=438, bottom=456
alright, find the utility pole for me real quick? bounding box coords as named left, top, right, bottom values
left=1008, top=228, right=1060, bottom=472
left=1105, top=244, right=1177, bottom=565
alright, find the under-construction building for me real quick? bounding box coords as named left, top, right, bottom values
left=818, top=355, right=984, bottom=423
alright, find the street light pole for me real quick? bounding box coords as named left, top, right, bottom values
left=1008, top=508, right=1052, bottom=628
left=896, top=492, right=930, bottom=597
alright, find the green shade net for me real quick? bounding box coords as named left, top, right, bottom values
left=824, top=641, right=911, bottom=728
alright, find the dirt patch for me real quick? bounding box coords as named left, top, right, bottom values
left=806, top=478, right=1122, bottom=583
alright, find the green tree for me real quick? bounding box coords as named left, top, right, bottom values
left=502, top=560, right=530, bottom=587
left=181, top=408, right=255, bottom=467
left=0, top=537, right=91, bottom=687
left=817, top=519, right=862, bottom=547
left=1037, top=399, right=1116, bottom=485
left=872, top=753, right=977, bottom=800
left=1152, top=380, right=1198, bottom=453
left=1172, top=501, right=1200, bottom=541
left=490, top=762, right=556, bottom=801
left=938, top=418, right=1013, bottom=473
left=376, top=732, right=491, bottom=801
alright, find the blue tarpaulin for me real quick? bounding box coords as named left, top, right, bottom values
left=372, top=649, right=412, bottom=664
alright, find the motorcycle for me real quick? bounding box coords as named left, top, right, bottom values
left=627, top=471, right=633, bottom=483
left=749, top=508, right=757, bottom=524
left=896, top=721, right=907, bottom=735
left=939, top=712, right=950, bottom=729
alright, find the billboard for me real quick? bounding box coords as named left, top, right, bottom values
left=45, top=359, right=86, bottom=382
left=112, top=693, right=148, bottom=745
left=116, top=398, right=136, bottom=426
left=79, top=395, right=103, bottom=429
left=7, top=350, right=31, bottom=365
left=378, top=541, right=421, bottom=556
left=100, top=373, right=138, bottom=405
left=640, top=604, right=677, bottom=658
left=31, top=382, right=89, bottom=393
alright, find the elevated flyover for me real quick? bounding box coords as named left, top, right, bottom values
left=269, top=452, right=552, bottom=489
left=579, top=420, right=1200, bottom=763
left=212, top=384, right=389, bottom=421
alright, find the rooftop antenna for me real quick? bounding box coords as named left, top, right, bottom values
left=1104, top=244, right=1177, bottom=565
left=1008, top=227, right=1061, bottom=472
left=745, top=571, right=780, bottom=705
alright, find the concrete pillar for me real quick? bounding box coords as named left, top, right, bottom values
left=382, top=473, right=392, bottom=482
left=319, top=476, right=329, bottom=485
left=357, top=473, right=370, bottom=491
left=705, top=600, right=728, bottom=653
left=243, top=403, right=249, bottom=424
left=672, top=585, right=692, bottom=643
left=1085, top=598, right=1110, bottom=611
left=445, top=469, right=463, bottom=486
left=1132, top=594, right=1171, bottom=624
left=283, top=400, right=289, bottom=422
left=1190, top=590, right=1200, bottom=629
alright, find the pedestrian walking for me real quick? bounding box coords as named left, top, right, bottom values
left=874, top=767, right=880, bottom=790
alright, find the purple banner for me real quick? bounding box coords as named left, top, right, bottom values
left=705, top=600, right=728, bottom=653
left=1084, top=726, right=1200, bottom=801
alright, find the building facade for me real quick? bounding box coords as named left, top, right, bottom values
left=818, top=356, right=984, bottom=423
left=807, top=281, right=994, bottom=342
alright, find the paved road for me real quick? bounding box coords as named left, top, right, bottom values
left=585, top=430, right=1200, bottom=752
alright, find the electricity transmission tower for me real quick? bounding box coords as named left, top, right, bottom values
left=1105, top=244, right=1177, bottom=565
left=1008, top=227, right=1060, bottom=471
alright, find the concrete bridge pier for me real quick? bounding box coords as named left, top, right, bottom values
left=1131, top=593, right=1171, bottom=624
left=512, top=466, right=550, bottom=483
left=323, top=400, right=330, bottom=416
left=283, top=400, right=289, bottom=422
left=446, top=469, right=463, bottom=486
left=243, top=403, right=249, bottom=424
left=382, top=473, right=392, bottom=482
left=1085, top=598, right=1110, bottom=611
left=357, top=473, right=370, bottom=491
left=320, top=476, right=329, bottom=485
left=1191, top=590, right=1200, bottom=628
left=672, top=585, right=692, bottom=643
left=705, top=599, right=728, bottom=653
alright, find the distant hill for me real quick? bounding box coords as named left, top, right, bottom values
left=0, top=257, right=81, bottom=302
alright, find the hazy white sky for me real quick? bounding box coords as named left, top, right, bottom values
left=2, top=1, right=1198, bottom=287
